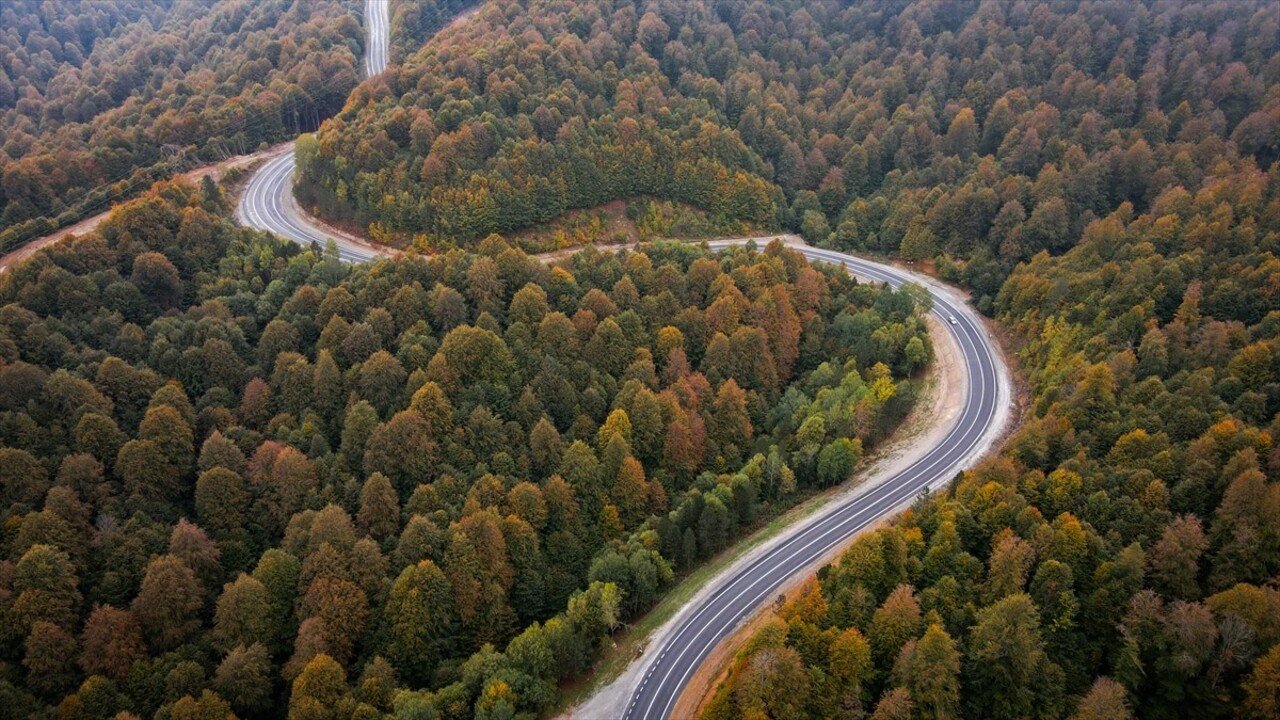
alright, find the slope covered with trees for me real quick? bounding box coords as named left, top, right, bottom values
left=0, top=177, right=929, bottom=717
left=0, top=0, right=364, bottom=253
left=702, top=115, right=1280, bottom=720
left=298, top=0, right=1279, bottom=292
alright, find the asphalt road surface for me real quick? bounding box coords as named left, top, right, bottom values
left=619, top=239, right=1007, bottom=720
left=236, top=0, right=388, bottom=257
left=364, top=0, right=390, bottom=78
left=235, top=150, right=382, bottom=263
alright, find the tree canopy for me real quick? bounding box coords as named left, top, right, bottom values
left=0, top=0, right=364, bottom=252
left=0, top=176, right=926, bottom=717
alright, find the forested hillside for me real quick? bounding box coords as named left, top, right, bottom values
left=703, top=105, right=1280, bottom=720
left=3, top=0, right=1279, bottom=718
left=0, top=178, right=928, bottom=717
left=388, top=0, right=478, bottom=65
left=298, top=0, right=1279, bottom=305
left=0, top=0, right=363, bottom=252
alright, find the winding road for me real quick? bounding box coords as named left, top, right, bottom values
left=615, top=241, right=1010, bottom=720
left=234, top=4, right=1012, bottom=719
left=235, top=0, right=388, bottom=260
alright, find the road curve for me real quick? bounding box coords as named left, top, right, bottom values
left=232, top=3, right=1010, bottom=714
left=236, top=150, right=383, bottom=263
left=236, top=0, right=389, bottom=256
left=618, top=240, right=1010, bottom=720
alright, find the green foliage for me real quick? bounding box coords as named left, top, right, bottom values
left=714, top=41, right=1280, bottom=713
left=0, top=0, right=365, bottom=252
left=300, top=0, right=1280, bottom=307
left=300, top=0, right=787, bottom=247
left=0, top=181, right=924, bottom=717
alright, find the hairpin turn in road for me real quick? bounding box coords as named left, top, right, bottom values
left=231, top=6, right=1012, bottom=717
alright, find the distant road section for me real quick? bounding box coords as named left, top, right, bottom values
left=364, top=0, right=390, bottom=77
left=235, top=0, right=389, bottom=258
left=236, top=150, right=382, bottom=263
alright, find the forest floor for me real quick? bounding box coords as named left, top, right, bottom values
left=0, top=143, right=290, bottom=273
left=559, top=274, right=973, bottom=718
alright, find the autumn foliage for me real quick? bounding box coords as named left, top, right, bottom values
left=0, top=178, right=926, bottom=716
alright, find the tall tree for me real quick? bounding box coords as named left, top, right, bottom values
left=384, top=560, right=456, bottom=684
left=964, top=594, right=1061, bottom=720
left=131, top=554, right=203, bottom=651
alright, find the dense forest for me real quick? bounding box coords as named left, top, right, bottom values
left=388, top=0, right=478, bottom=66
left=3, top=0, right=1279, bottom=718
left=298, top=0, right=1279, bottom=308
left=0, top=177, right=928, bottom=717
left=703, top=94, right=1280, bottom=720
left=0, top=0, right=364, bottom=253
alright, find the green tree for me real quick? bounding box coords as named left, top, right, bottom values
left=394, top=515, right=446, bottom=569
left=817, top=437, right=861, bottom=487
left=169, top=690, right=234, bottom=720
left=358, top=472, right=401, bottom=541
left=900, top=216, right=937, bottom=261
left=435, top=325, right=515, bottom=389
left=138, top=404, right=193, bottom=471
left=214, top=643, right=275, bottom=717
left=24, top=621, right=77, bottom=698
left=0, top=448, right=48, bottom=509
left=213, top=574, right=276, bottom=653
left=289, top=654, right=348, bottom=720
left=364, top=410, right=439, bottom=495
left=530, top=417, right=564, bottom=478
left=198, top=430, right=247, bottom=474
left=252, top=549, right=300, bottom=655
left=12, top=544, right=81, bottom=634
left=895, top=623, right=961, bottom=720
left=408, top=380, right=455, bottom=437
left=964, top=593, right=1060, bottom=720
left=559, top=441, right=603, bottom=516
left=385, top=560, right=456, bottom=684
left=74, top=413, right=126, bottom=467
left=340, top=400, right=380, bottom=475
left=130, top=251, right=182, bottom=307
left=195, top=467, right=249, bottom=538
left=870, top=584, right=922, bottom=669
left=358, top=350, right=407, bottom=417
left=116, top=439, right=177, bottom=507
